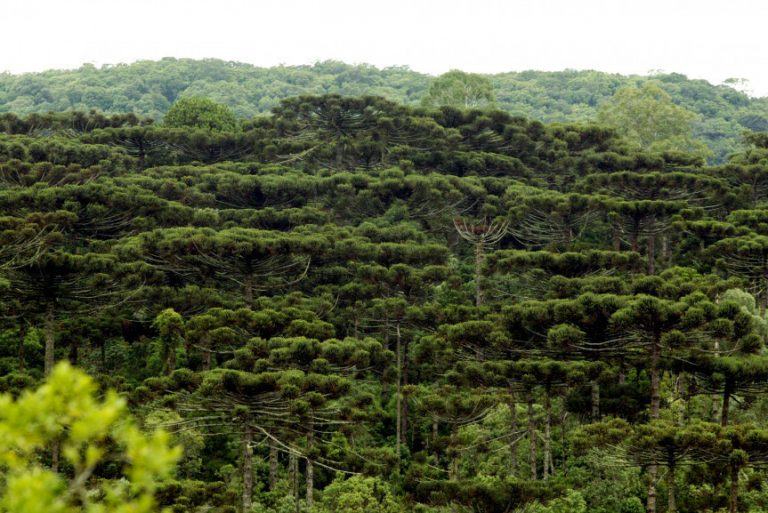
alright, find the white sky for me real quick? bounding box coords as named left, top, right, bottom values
left=2, top=0, right=768, bottom=96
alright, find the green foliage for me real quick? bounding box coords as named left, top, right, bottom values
left=421, top=70, right=496, bottom=109
left=531, top=490, right=586, bottom=513
left=0, top=362, right=180, bottom=512
left=164, top=97, right=238, bottom=132
left=597, top=82, right=711, bottom=158
left=315, top=475, right=400, bottom=513
left=4, top=90, right=768, bottom=513
left=2, top=59, right=765, bottom=162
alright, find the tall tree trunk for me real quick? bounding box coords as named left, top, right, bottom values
left=395, top=322, right=402, bottom=470
left=527, top=390, right=537, bottom=480
left=650, top=336, right=661, bottom=420
left=667, top=462, right=677, bottom=513
left=165, top=341, right=176, bottom=376
left=661, top=232, right=671, bottom=268
left=244, top=276, right=254, bottom=307
left=508, top=393, right=518, bottom=476
left=763, top=276, right=768, bottom=313
left=432, top=416, right=439, bottom=457
left=242, top=425, right=253, bottom=513
left=647, top=234, right=656, bottom=275
left=560, top=407, right=568, bottom=474
left=289, top=452, right=299, bottom=513
left=306, top=420, right=314, bottom=510
left=612, top=225, right=622, bottom=251
left=591, top=380, right=600, bottom=421
left=44, top=303, right=55, bottom=376
left=647, top=465, right=658, bottom=513
left=729, top=463, right=740, bottom=513
left=17, top=324, right=26, bottom=371
left=335, top=141, right=344, bottom=169
left=722, top=379, right=733, bottom=427
left=269, top=440, right=278, bottom=490
left=475, top=241, right=485, bottom=307
left=543, top=389, right=552, bottom=480
left=402, top=331, right=409, bottom=449
left=203, top=348, right=212, bottom=372
left=448, top=428, right=458, bottom=480
left=647, top=335, right=661, bottom=513
left=45, top=304, right=60, bottom=473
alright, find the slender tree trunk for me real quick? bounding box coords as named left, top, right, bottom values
left=612, top=225, right=622, bottom=251
left=203, top=348, right=212, bottom=372
left=527, top=390, right=537, bottom=480
left=335, top=141, right=344, bottom=169
left=647, top=335, right=661, bottom=513
left=564, top=226, right=573, bottom=251
left=728, top=464, right=741, bottom=513
left=137, top=144, right=146, bottom=170
left=165, top=341, right=176, bottom=376
left=244, top=277, right=254, bottom=307
left=722, top=379, right=733, bottom=427
left=647, top=234, right=656, bottom=275
left=44, top=304, right=60, bottom=473
left=306, top=420, right=314, bottom=510
left=508, top=393, right=518, bottom=476
left=650, top=337, right=661, bottom=420
left=543, top=390, right=552, bottom=480
left=763, top=275, right=768, bottom=313
left=395, top=323, right=402, bottom=469
left=661, top=232, right=671, bottom=268
left=475, top=241, right=485, bottom=307
left=591, top=380, right=600, bottom=421
left=667, top=461, right=677, bottom=513
left=560, top=408, right=568, bottom=474
left=242, top=425, right=253, bottom=513
left=729, top=463, right=740, bottom=513
left=432, top=416, right=439, bottom=457
left=647, top=464, right=658, bottom=513
left=289, top=452, right=299, bottom=513
left=17, top=324, right=26, bottom=371
left=44, top=303, right=55, bottom=376
left=448, top=428, right=458, bottom=480
left=269, top=440, right=278, bottom=490
left=402, top=331, right=409, bottom=449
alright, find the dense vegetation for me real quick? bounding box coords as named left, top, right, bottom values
left=5, top=95, right=768, bottom=512
left=2, top=58, right=768, bottom=162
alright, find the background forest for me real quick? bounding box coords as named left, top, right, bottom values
left=3, top=58, right=768, bottom=162
left=3, top=61, right=768, bottom=513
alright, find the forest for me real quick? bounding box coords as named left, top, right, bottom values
left=2, top=58, right=768, bottom=163
left=3, top=91, right=768, bottom=513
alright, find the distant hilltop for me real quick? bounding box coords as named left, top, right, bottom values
left=1, top=58, right=767, bottom=163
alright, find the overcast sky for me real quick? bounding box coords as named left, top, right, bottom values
left=2, top=0, right=768, bottom=96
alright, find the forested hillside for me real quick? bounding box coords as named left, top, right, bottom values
left=2, top=58, right=768, bottom=162
left=4, top=96, right=768, bottom=512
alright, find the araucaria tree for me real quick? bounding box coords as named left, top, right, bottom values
left=4, top=89, right=768, bottom=513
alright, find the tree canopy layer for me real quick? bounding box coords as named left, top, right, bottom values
left=4, top=95, right=768, bottom=512
left=2, top=58, right=768, bottom=162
